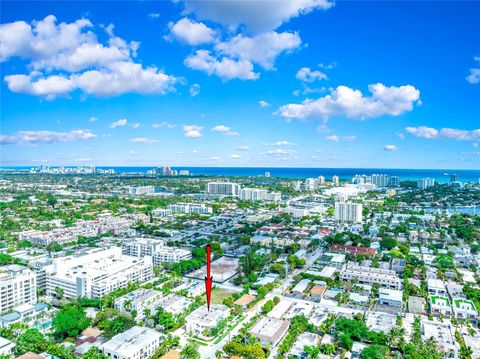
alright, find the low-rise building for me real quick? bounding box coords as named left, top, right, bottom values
left=249, top=317, right=290, bottom=348
left=185, top=304, right=229, bottom=338
left=289, top=332, right=321, bottom=358
left=340, top=264, right=402, bottom=289
left=430, top=295, right=452, bottom=317
left=378, top=288, right=403, bottom=308
left=0, top=337, right=15, bottom=356
left=114, top=289, right=163, bottom=319
left=452, top=298, right=478, bottom=321
left=427, top=279, right=447, bottom=296
left=153, top=247, right=192, bottom=264
left=100, top=326, right=161, bottom=359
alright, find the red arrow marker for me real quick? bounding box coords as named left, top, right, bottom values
left=205, top=244, right=213, bottom=311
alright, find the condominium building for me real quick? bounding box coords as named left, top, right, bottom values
left=334, top=202, right=363, bottom=222
left=45, top=247, right=153, bottom=299
left=332, top=175, right=340, bottom=186
left=0, top=265, right=37, bottom=314
left=390, top=176, right=400, bottom=187
left=206, top=182, right=240, bottom=196
left=417, top=177, right=435, bottom=189
left=249, top=317, right=290, bottom=348
left=127, top=186, right=155, bottom=196
left=167, top=203, right=213, bottom=214
left=152, top=247, right=192, bottom=265
left=304, top=178, right=318, bottom=191
left=266, top=192, right=282, bottom=202
left=371, top=174, right=390, bottom=188
left=239, top=188, right=268, bottom=201
left=340, top=264, right=402, bottom=289
left=121, top=238, right=165, bottom=258
left=317, top=176, right=325, bottom=186
left=100, top=326, right=162, bottom=359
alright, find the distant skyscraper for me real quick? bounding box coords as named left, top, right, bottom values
left=317, top=176, right=325, bottom=185
left=304, top=178, right=318, bottom=191
left=162, top=166, right=172, bottom=175
left=265, top=171, right=271, bottom=178
left=390, top=176, right=400, bottom=187
left=417, top=178, right=435, bottom=189
left=450, top=174, right=457, bottom=183
left=371, top=174, right=390, bottom=188
left=332, top=175, right=340, bottom=186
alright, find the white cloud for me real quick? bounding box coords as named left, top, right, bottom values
left=131, top=122, right=140, bottom=129
left=384, top=144, right=398, bottom=151
left=325, top=135, right=356, bottom=142
left=110, top=119, right=128, bottom=128
left=89, top=116, right=98, bottom=122
left=230, top=154, right=241, bottom=159
left=148, top=13, right=160, bottom=19
left=189, top=83, right=200, bottom=96
left=130, top=137, right=158, bottom=144
left=266, top=148, right=296, bottom=156
left=210, top=156, right=221, bottom=161
left=1, top=15, right=178, bottom=98
left=396, top=132, right=405, bottom=139
left=406, top=126, right=480, bottom=141
left=258, top=100, right=271, bottom=108
left=237, top=145, right=250, bottom=151
left=466, top=68, right=480, bottom=84
left=277, top=83, right=420, bottom=121
left=184, top=50, right=259, bottom=81
left=466, top=57, right=480, bottom=84
left=215, top=31, right=301, bottom=70
left=296, top=67, right=327, bottom=82
left=0, top=129, right=96, bottom=145
left=182, top=0, right=334, bottom=34
left=167, top=18, right=216, bottom=45
left=183, top=124, right=203, bottom=137
left=270, top=140, right=297, bottom=146
left=211, top=125, right=239, bottom=136
left=152, top=122, right=176, bottom=129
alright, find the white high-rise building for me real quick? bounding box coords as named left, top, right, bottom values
left=239, top=188, right=268, bottom=201
left=304, top=178, right=318, bottom=191
left=390, top=176, right=400, bottom=187
left=265, top=171, right=271, bottom=178
left=334, top=202, right=363, bottom=223
left=45, top=247, right=153, bottom=299
left=332, top=175, right=340, bottom=186
left=317, top=176, right=325, bottom=186
left=0, top=265, right=37, bottom=314
left=371, top=174, right=390, bottom=188
left=206, top=182, right=241, bottom=196
left=417, top=178, right=435, bottom=189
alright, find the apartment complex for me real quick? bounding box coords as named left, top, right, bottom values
left=127, top=186, right=155, bottom=196
left=153, top=247, right=192, bottom=264
left=122, top=238, right=165, bottom=257
left=206, top=182, right=240, bottom=196
left=167, top=203, right=213, bottom=214
left=0, top=265, right=37, bottom=314
left=334, top=202, right=363, bottom=223
left=340, top=264, right=402, bottom=289
left=45, top=247, right=153, bottom=299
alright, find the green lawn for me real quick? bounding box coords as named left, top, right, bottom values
left=210, top=287, right=234, bottom=305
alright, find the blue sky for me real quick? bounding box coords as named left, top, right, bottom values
left=1, top=0, right=479, bottom=169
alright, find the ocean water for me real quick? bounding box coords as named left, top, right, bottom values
left=1, top=166, right=479, bottom=183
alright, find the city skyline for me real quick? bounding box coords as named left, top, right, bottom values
left=1, top=1, right=480, bottom=169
